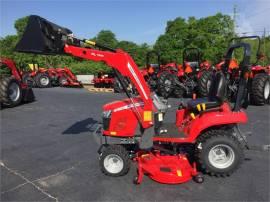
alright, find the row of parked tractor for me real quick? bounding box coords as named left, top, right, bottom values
left=93, top=36, right=270, bottom=106
left=21, top=64, right=82, bottom=88
left=0, top=57, right=82, bottom=108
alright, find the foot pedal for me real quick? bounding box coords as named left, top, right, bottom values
left=139, top=127, right=154, bottom=150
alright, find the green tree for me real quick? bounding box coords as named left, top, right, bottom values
left=154, top=13, right=235, bottom=64
left=96, top=30, right=118, bottom=48
left=117, top=41, right=150, bottom=67
left=14, top=16, right=29, bottom=37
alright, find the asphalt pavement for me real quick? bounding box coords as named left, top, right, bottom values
left=1, top=87, right=270, bottom=201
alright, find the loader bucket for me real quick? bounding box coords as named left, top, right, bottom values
left=15, top=15, right=74, bottom=55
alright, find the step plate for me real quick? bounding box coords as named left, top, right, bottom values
left=155, top=123, right=185, bottom=138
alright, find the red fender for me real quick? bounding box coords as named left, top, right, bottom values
left=154, top=103, right=247, bottom=143
left=186, top=103, right=248, bottom=142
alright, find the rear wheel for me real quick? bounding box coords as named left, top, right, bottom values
left=195, top=130, right=244, bottom=177
left=251, top=73, right=270, bottom=105
left=198, top=71, right=213, bottom=97
left=35, top=73, right=51, bottom=88
left=99, top=145, right=130, bottom=177
left=158, top=71, right=175, bottom=98
left=0, top=77, right=23, bottom=107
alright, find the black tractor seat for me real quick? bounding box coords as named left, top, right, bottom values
left=187, top=97, right=221, bottom=113
left=186, top=71, right=227, bottom=113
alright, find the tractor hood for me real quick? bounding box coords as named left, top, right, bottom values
left=15, top=15, right=78, bottom=55
left=103, top=97, right=144, bottom=112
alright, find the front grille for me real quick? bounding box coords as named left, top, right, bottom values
left=103, top=117, right=111, bottom=130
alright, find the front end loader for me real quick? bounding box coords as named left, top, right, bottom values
left=15, top=15, right=269, bottom=185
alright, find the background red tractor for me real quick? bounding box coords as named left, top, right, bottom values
left=0, top=57, right=35, bottom=108
left=22, top=64, right=81, bottom=88
left=55, top=67, right=82, bottom=87
left=93, top=71, right=114, bottom=88
left=157, top=48, right=213, bottom=98
left=22, top=64, right=57, bottom=88
left=206, top=36, right=270, bottom=105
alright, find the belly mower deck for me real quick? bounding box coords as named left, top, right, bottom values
left=134, top=151, right=203, bottom=184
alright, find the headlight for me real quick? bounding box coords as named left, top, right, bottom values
left=103, top=110, right=112, bottom=118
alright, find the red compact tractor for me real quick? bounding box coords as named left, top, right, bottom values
left=22, top=65, right=81, bottom=88
left=157, top=48, right=213, bottom=98
left=17, top=15, right=269, bottom=185
left=212, top=36, right=269, bottom=105
left=55, top=67, right=82, bottom=87
left=22, top=65, right=58, bottom=88
left=93, top=72, right=114, bottom=88
left=0, top=58, right=35, bottom=108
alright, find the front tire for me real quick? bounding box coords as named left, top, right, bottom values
left=99, top=145, right=130, bottom=177
left=59, top=76, right=68, bottom=87
left=195, top=130, right=244, bottom=177
left=35, top=73, right=51, bottom=88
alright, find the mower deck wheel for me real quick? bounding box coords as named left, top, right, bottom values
left=195, top=129, right=244, bottom=177
left=133, top=176, right=141, bottom=185
left=99, top=145, right=130, bottom=177
left=193, top=174, right=204, bottom=183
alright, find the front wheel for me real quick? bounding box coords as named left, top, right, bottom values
left=99, top=145, right=130, bottom=177
left=59, top=76, right=68, bottom=87
left=195, top=130, right=244, bottom=177
left=35, top=73, right=51, bottom=88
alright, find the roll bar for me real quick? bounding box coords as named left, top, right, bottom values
left=183, top=47, right=201, bottom=64
left=223, top=42, right=251, bottom=111
left=146, top=51, right=161, bottom=68
left=229, top=35, right=261, bottom=65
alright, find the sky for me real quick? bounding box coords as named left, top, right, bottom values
left=0, top=0, right=269, bottom=45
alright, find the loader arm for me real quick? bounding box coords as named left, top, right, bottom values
left=15, top=15, right=153, bottom=129
left=63, top=44, right=153, bottom=128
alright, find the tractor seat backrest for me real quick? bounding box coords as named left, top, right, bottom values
left=208, top=71, right=226, bottom=103
left=188, top=61, right=199, bottom=69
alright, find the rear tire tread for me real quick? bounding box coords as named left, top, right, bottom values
left=195, top=129, right=244, bottom=177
